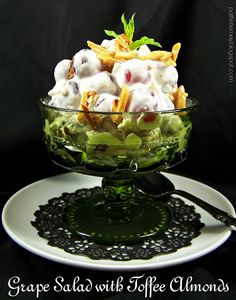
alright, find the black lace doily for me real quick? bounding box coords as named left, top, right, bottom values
left=31, top=187, right=204, bottom=261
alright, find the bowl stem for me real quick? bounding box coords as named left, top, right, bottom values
left=101, top=177, right=133, bottom=224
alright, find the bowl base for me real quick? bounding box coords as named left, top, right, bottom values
left=66, top=189, right=171, bottom=244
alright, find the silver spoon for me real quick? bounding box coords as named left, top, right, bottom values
left=133, top=173, right=236, bottom=231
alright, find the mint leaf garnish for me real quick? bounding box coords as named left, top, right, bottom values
left=104, top=30, right=119, bottom=38
left=104, top=13, right=162, bottom=51
left=129, top=36, right=162, bottom=50
left=121, top=13, right=135, bottom=41
left=104, top=14, right=135, bottom=41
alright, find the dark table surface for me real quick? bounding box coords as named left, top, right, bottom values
left=1, top=173, right=236, bottom=300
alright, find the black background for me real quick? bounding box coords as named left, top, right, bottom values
left=0, top=0, right=236, bottom=299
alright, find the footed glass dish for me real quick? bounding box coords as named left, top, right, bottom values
left=39, top=97, right=197, bottom=244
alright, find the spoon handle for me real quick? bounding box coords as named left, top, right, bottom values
left=171, top=189, right=236, bottom=231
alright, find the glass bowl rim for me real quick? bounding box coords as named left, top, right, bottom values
left=39, top=96, right=198, bottom=115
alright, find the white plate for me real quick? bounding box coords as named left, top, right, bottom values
left=2, top=172, right=235, bottom=271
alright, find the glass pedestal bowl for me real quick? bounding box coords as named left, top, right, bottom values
left=39, top=97, right=197, bottom=244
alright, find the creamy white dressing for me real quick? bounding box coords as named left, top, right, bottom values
left=48, top=43, right=179, bottom=112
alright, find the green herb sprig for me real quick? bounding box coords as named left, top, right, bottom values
left=104, top=13, right=162, bottom=50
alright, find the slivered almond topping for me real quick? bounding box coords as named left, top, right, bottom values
left=172, top=85, right=188, bottom=109
left=68, top=58, right=75, bottom=79
left=112, top=86, right=130, bottom=124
